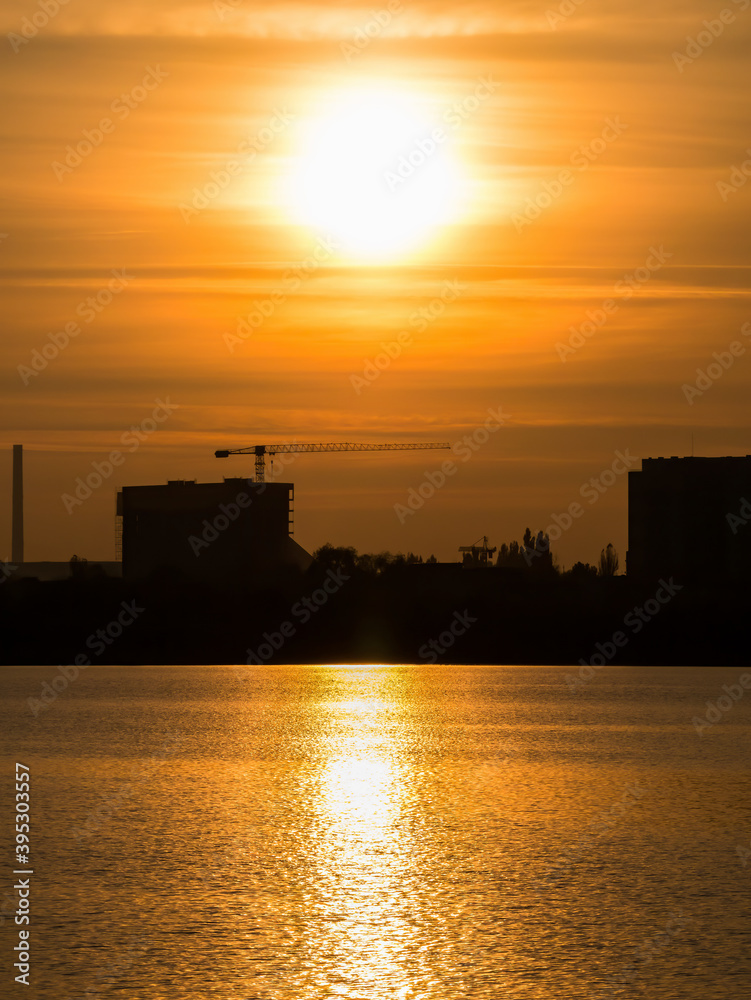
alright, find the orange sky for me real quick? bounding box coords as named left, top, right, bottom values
left=1, top=0, right=750, bottom=566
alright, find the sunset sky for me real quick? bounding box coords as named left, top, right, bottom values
left=1, top=0, right=750, bottom=567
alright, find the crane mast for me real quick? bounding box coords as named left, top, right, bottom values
left=215, top=442, right=451, bottom=482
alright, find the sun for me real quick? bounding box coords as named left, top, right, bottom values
left=284, top=86, right=463, bottom=260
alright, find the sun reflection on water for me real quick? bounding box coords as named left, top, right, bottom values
left=305, top=670, right=422, bottom=998
left=322, top=752, right=399, bottom=830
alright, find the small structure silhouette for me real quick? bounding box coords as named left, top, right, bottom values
left=459, top=536, right=497, bottom=567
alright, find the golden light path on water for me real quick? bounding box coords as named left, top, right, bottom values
left=310, top=673, right=418, bottom=996
left=297, top=666, right=530, bottom=997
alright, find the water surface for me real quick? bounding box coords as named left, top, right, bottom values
left=2, top=664, right=749, bottom=998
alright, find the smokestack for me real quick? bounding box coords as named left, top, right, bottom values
left=12, top=445, right=23, bottom=564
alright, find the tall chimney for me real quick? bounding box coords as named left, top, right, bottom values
left=12, top=444, right=23, bottom=564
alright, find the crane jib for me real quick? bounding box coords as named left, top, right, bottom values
left=214, top=442, right=451, bottom=481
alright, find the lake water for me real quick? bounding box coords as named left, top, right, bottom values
left=2, top=664, right=750, bottom=999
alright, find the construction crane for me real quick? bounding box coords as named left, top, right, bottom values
left=215, top=442, right=452, bottom=482
left=459, top=535, right=497, bottom=567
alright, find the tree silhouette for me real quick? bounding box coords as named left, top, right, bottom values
left=567, top=561, right=598, bottom=580
left=313, top=546, right=425, bottom=576
left=312, top=544, right=358, bottom=576
left=535, top=530, right=554, bottom=572
left=497, top=539, right=525, bottom=568
left=522, top=527, right=534, bottom=555
left=598, top=543, right=619, bottom=577
left=497, top=530, right=555, bottom=573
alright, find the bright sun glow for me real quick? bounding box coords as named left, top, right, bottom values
left=285, top=87, right=463, bottom=260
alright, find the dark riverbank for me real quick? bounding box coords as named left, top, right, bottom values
left=1, top=560, right=747, bottom=667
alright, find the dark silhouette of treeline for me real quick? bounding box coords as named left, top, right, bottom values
left=1, top=537, right=748, bottom=666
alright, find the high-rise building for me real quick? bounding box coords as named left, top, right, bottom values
left=627, top=456, right=751, bottom=582
left=117, top=479, right=311, bottom=583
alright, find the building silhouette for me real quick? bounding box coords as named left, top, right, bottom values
left=117, top=479, right=311, bottom=583
left=628, top=456, right=751, bottom=582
